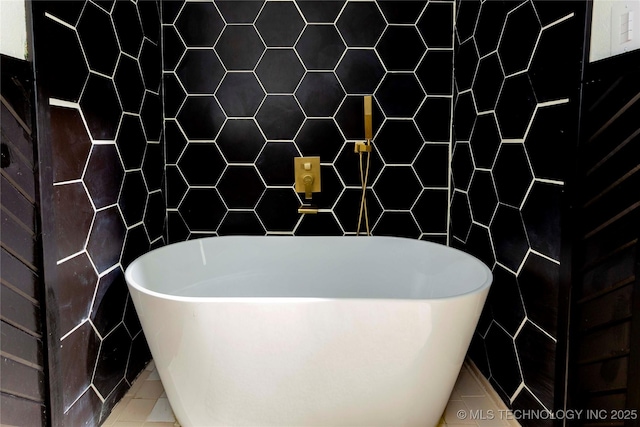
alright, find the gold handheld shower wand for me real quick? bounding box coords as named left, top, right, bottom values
left=355, top=96, right=373, bottom=236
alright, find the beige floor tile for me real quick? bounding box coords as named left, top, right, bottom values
left=146, top=361, right=156, bottom=372
left=143, top=423, right=177, bottom=427
left=147, top=369, right=161, bottom=381
left=113, top=422, right=144, bottom=427
left=135, top=380, right=165, bottom=400
left=444, top=400, right=476, bottom=425
left=455, top=369, right=486, bottom=397
left=146, top=398, right=177, bottom=423
left=104, top=396, right=132, bottom=425
left=119, top=398, right=157, bottom=422
left=126, top=370, right=151, bottom=397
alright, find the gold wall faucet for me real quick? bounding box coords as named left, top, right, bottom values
left=294, top=156, right=321, bottom=214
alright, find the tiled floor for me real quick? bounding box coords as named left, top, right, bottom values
left=103, top=360, right=519, bottom=427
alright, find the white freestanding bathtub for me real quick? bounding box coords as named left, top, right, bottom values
left=125, top=236, right=492, bottom=427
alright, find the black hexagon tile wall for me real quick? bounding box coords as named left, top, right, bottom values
left=33, top=1, right=164, bottom=424
left=163, top=0, right=454, bottom=242
left=450, top=0, right=582, bottom=422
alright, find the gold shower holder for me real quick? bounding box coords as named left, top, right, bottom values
left=354, top=141, right=372, bottom=153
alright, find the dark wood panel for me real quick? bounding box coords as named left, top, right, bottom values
left=0, top=284, right=41, bottom=336
left=1, top=248, right=39, bottom=300
left=582, top=170, right=640, bottom=233
left=0, top=320, right=44, bottom=368
left=581, top=211, right=638, bottom=268
left=578, top=284, right=634, bottom=332
left=0, top=356, right=45, bottom=402
left=0, top=139, right=36, bottom=203
left=1, top=102, right=34, bottom=165
left=1, top=175, right=36, bottom=233
left=578, top=356, right=628, bottom=394
left=577, top=321, right=630, bottom=364
left=579, top=246, right=636, bottom=300
left=1, top=206, right=38, bottom=269
left=0, top=393, right=46, bottom=427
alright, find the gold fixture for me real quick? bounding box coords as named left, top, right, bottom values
left=294, top=156, right=321, bottom=214
left=356, top=96, right=373, bottom=236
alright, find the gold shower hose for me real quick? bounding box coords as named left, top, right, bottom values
left=356, top=139, right=372, bottom=236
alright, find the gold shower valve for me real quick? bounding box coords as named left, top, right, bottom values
left=354, top=141, right=372, bottom=153
left=294, top=156, right=321, bottom=200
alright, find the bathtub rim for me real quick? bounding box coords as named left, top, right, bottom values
left=124, top=235, right=493, bottom=304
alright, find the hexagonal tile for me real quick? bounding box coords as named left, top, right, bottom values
left=521, top=181, right=562, bottom=261
left=333, top=187, right=383, bottom=233
left=453, top=91, right=476, bottom=141
left=336, top=49, right=385, bottom=95
left=94, top=1, right=114, bottom=13
left=335, top=95, right=384, bottom=140
left=215, top=0, right=264, bottom=23
left=178, top=143, right=226, bottom=186
left=255, top=142, right=299, bottom=185
left=297, top=72, right=345, bottom=118
left=296, top=119, right=343, bottom=160
left=90, top=267, right=128, bottom=337
left=217, top=166, right=265, bottom=209
left=469, top=113, right=500, bottom=169
left=489, top=265, right=526, bottom=335
left=53, top=183, right=94, bottom=260
left=376, top=74, right=424, bottom=118
left=116, top=115, right=146, bottom=170
left=473, top=53, right=504, bottom=112
left=375, top=120, right=422, bottom=164
left=165, top=166, right=187, bottom=209
left=296, top=212, right=343, bottom=236
left=41, top=2, right=84, bottom=26
left=37, top=18, right=88, bottom=102
left=378, top=1, right=426, bottom=24
left=450, top=190, right=472, bottom=242
left=493, top=144, right=534, bottom=208
left=119, top=171, right=147, bottom=227
left=377, top=26, right=425, bottom=71
left=77, top=2, right=119, bottom=76
left=87, top=206, right=126, bottom=273
left=80, top=74, right=122, bottom=141
left=140, top=39, right=162, bottom=93
left=60, top=321, right=99, bottom=410
left=93, top=324, right=131, bottom=398
left=336, top=2, right=386, bottom=47
left=454, top=39, right=479, bottom=92
left=114, top=56, right=145, bottom=114
left=216, top=26, right=265, bottom=70
left=218, top=211, right=265, bottom=236
left=217, top=119, right=265, bottom=163
left=56, top=253, right=98, bottom=336
left=374, top=212, right=420, bottom=238
left=256, top=96, right=304, bottom=139
left=466, top=223, right=496, bottom=271
left=296, top=25, right=346, bottom=70
left=162, top=25, right=186, bottom=71
left=167, top=211, right=189, bottom=243
left=256, top=188, right=301, bottom=232
left=163, top=74, right=186, bottom=119
left=417, top=50, right=453, bottom=96
left=175, top=2, right=224, bottom=47
left=518, top=252, right=560, bottom=337
left=417, top=2, right=454, bottom=48
left=374, top=166, right=421, bottom=210
left=179, top=188, right=226, bottom=231
left=165, top=120, right=187, bottom=165
left=138, top=0, right=161, bottom=43
left=413, top=143, right=449, bottom=188
left=297, top=1, right=344, bottom=23
left=491, top=204, right=528, bottom=272
left=144, top=191, right=165, bottom=241
left=50, top=106, right=92, bottom=183
left=334, top=140, right=384, bottom=186
left=468, top=170, right=498, bottom=225
left=121, top=224, right=150, bottom=269
left=523, top=104, right=568, bottom=182
left=176, top=49, right=225, bottom=94
left=177, top=96, right=226, bottom=140
left=112, top=0, right=143, bottom=57
left=140, top=92, right=162, bottom=141
left=415, top=97, right=451, bottom=142
left=84, top=144, right=124, bottom=210
left=143, top=143, right=163, bottom=190
left=216, top=73, right=265, bottom=117
left=498, top=2, right=541, bottom=75
left=485, top=323, right=523, bottom=397
left=256, top=1, right=305, bottom=47
left=475, top=0, right=509, bottom=56
left=256, top=49, right=305, bottom=93
left=412, top=189, right=448, bottom=233
left=515, top=320, right=556, bottom=410
left=451, top=142, right=474, bottom=191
